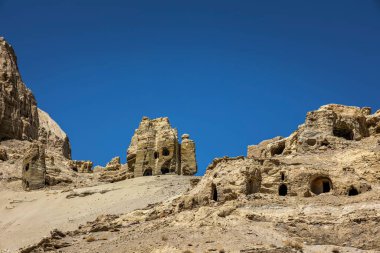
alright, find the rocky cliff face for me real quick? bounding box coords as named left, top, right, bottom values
left=248, top=104, right=380, bottom=158
left=127, top=117, right=197, bottom=177
left=0, top=37, right=39, bottom=141
left=0, top=37, right=77, bottom=189
left=38, top=108, right=71, bottom=159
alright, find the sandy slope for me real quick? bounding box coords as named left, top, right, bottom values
left=0, top=175, right=194, bottom=252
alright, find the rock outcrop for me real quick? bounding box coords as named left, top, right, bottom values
left=68, top=160, right=93, bottom=173
left=248, top=104, right=380, bottom=158
left=0, top=37, right=77, bottom=190
left=97, top=157, right=133, bottom=183
left=22, top=143, right=46, bottom=190
left=180, top=134, right=198, bottom=175
left=38, top=108, right=71, bottom=159
left=126, top=117, right=197, bottom=177
left=0, top=37, right=39, bottom=141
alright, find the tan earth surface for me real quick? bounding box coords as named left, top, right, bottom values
left=0, top=175, right=195, bottom=252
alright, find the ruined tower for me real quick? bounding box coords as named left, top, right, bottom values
left=126, top=117, right=197, bottom=177
left=22, top=143, right=46, bottom=190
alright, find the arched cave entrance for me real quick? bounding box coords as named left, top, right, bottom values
left=246, top=178, right=259, bottom=195
left=154, top=151, right=159, bottom=159
left=143, top=168, right=153, bottom=176
left=271, top=143, right=285, bottom=156
left=310, top=177, right=332, bottom=195
left=211, top=183, right=218, bottom=201
left=161, top=167, right=169, bottom=175
left=333, top=125, right=354, bottom=140
left=24, top=164, right=30, bottom=172
left=348, top=187, right=359, bottom=196
left=278, top=184, right=288, bottom=196
left=280, top=172, right=285, bottom=181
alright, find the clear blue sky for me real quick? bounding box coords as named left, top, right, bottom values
left=1, top=1, right=380, bottom=175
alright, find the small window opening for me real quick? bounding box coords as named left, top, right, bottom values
left=143, top=168, right=153, bottom=176
left=280, top=172, right=285, bottom=181
left=72, top=167, right=78, bottom=172
left=278, top=184, right=288, bottom=196
left=348, top=187, right=359, bottom=196
left=161, top=168, right=169, bottom=174
left=154, top=151, right=159, bottom=159
left=25, top=164, right=30, bottom=172
left=333, top=126, right=354, bottom=140
left=211, top=183, right=218, bottom=201
left=162, top=148, right=170, bottom=156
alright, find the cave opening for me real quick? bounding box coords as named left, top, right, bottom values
left=310, top=177, right=332, bottom=195
left=143, top=168, right=153, bottom=176
left=348, top=187, right=359, bottom=196
left=211, top=183, right=218, bottom=201
left=278, top=184, right=288, bottom=196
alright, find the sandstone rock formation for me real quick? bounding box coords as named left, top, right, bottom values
left=126, top=117, right=197, bottom=177
left=248, top=104, right=378, bottom=158
left=0, top=37, right=79, bottom=190
left=104, top=156, right=121, bottom=171
left=97, top=157, right=133, bottom=183
left=22, top=143, right=46, bottom=190
left=0, top=37, right=39, bottom=141
left=68, top=160, right=93, bottom=173
left=38, top=108, right=71, bottom=159
left=180, top=134, right=197, bottom=175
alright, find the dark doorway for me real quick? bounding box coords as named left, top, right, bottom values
left=323, top=181, right=331, bottom=192
left=278, top=184, right=288, bottom=196
left=348, top=187, right=359, bottom=196
left=211, top=183, right=218, bottom=201
left=143, top=169, right=153, bottom=176
left=280, top=172, right=285, bottom=181
left=246, top=178, right=259, bottom=195
left=154, top=152, right=159, bottom=159
left=161, top=168, right=169, bottom=174
left=25, top=164, right=30, bottom=172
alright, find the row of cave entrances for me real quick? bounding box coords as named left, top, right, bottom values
left=210, top=176, right=360, bottom=202
left=278, top=176, right=359, bottom=197
left=143, top=167, right=170, bottom=176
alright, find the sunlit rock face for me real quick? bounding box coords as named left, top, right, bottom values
left=127, top=117, right=197, bottom=177
left=248, top=104, right=380, bottom=159
left=0, top=37, right=39, bottom=141
left=38, top=108, right=72, bottom=159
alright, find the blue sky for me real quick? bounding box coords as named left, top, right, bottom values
left=1, top=1, right=380, bottom=175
